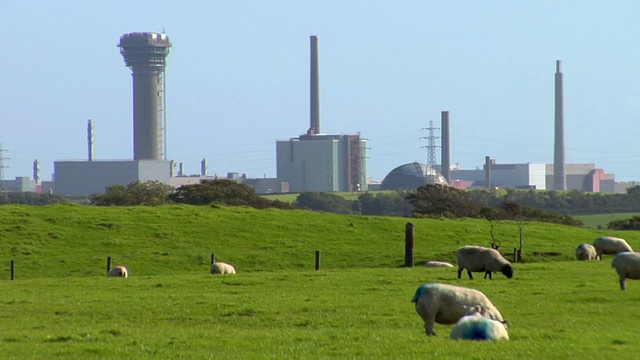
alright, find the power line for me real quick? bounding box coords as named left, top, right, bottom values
left=421, top=121, right=440, bottom=184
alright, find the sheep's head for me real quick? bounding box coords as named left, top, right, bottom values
left=501, top=264, right=514, bottom=279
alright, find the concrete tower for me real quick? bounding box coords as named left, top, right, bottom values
left=309, top=35, right=320, bottom=134
left=87, top=119, right=94, bottom=161
left=553, top=60, right=566, bottom=190
left=441, top=111, right=451, bottom=184
left=118, top=32, right=171, bottom=160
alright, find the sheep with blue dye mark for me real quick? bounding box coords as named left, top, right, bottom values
left=425, top=261, right=454, bottom=268
left=576, top=243, right=597, bottom=261
left=210, top=262, right=236, bottom=275
left=107, top=265, right=129, bottom=278
left=411, top=283, right=505, bottom=336
left=449, top=305, right=509, bottom=341
left=456, top=245, right=513, bottom=280
left=593, top=236, right=633, bottom=260
left=611, top=252, right=640, bottom=290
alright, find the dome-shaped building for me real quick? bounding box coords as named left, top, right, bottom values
left=379, top=162, right=448, bottom=191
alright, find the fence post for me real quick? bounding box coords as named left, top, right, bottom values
left=211, top=254, right=215, bottom=264
left=10, top=260, right=14, bottom=281
left=315, top=250, right=321, bottom=270
left=106, top=256, right=112, bottom=275
left=513, top=248, right=518, bottom=263
left=405, top=222, right=415, bottom=267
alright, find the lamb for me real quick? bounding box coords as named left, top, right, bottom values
left=425, top=261, right=454, bottom=268
left=575, top=243, right=597, bottom=261
left=456, top=245, right=513, bottom=280
left=611, top=252, right=640, bottom=290
left=449, top=305, right=509, bottom=341
left=593, top=236, right=633, bottom=260
left=411, top=283, right=505, bottom=336
left=107, top=265, right=129, bottom=278
left=210, top=262, right=236, bottom=275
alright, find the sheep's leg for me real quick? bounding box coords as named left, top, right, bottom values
left=425, top=320, right=437, bottom=336
left=484, top=271, right=492, bottom=280
left=620, top=277, right=627, bottom=291
left=467, top=270, right=474, bottom=279
left=457, top=268, right=463, bottom=279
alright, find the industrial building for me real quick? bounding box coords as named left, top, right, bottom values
left=276, top=36, right=367, bottom=193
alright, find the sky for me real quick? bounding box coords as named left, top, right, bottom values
left=2, top=1, right=640, bottom=183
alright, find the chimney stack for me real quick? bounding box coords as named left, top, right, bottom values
left=553, top=60, right=567, bottom=190
left=309, top=35, right=320, bottom=135
left=441, top=111, right=451, bottom=184
left=87, top=119, right=94, bottom=161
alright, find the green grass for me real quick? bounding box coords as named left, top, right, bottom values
left=576, top=212, right=640, bottom=229
left=2, top=204, right=640, bottom=358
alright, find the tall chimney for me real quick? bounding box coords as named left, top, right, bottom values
left=309, top=35, right=320, bottom=134
left=553, top=60, right=566, bottom=190
left=485, top=156, right=492, bottom=189
left=33, top=159, right=40, bottom=184
left=201, top=158, right=208, bottom=176
left=87, top=119, right=94, bottom=161
left=441, top=111, right=451, bottom=184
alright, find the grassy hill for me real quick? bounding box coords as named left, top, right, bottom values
left=2, top=204, right=640, bottom=358
left=1, top=203, right=633, bottom=280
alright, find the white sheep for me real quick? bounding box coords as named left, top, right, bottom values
left=210, top=262, right=236, bottom=275
left=411, top=283, right=505, bottom=336
left=593, top=236, right=633, bottom=260
left=449, top=305, right=509, bottom=341
left=107, top=265, right=129, bottom=278
left=575, top=243, right=597, bottom=261
left=456, top=245, right=514, bottom=280
left=611, top=252, right=640, bottom=290
left=425, top=261, right=454, bottom=268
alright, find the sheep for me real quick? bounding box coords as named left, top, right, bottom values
left=611, top=252, right=640, bottom=290
left=411, top=283, right=505, bottom=336
left=575, top=243, right=597, bottom=261
left=210, top=262, right=236, bottom=275
left=593, top=236, right=633, bottom=260
left=449, top=305, right=509, bottom=341
left=107, top=265, right=129, bottom=278
left=425, top=261, right=454, bottom=268
left=456, top=245, right=513, bottom=280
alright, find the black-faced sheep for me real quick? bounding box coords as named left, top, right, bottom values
left=411, top=283, right=505, bottom=336
left=210, top=262, right=236, bottom=275
left=107, top=265, right=129, bottom=278
left=575, top=243, right=597, bottom=261
left=611, top=252, right=640, bottom=290
left=449, top=305, right=509, bottom=341
left=425, top=261, right=454, bottom=268
left=456, top=245, right=513, bottom=280
left=593, top=236, right=633, bottom=260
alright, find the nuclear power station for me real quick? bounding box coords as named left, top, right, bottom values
left=118, top=32, right=172, bottom=160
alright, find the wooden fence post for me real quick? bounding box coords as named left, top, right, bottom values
left=106, top=256, right=112, bottom=275
left=10, top=260, right=14, bottom=281
left=315, top=250, right=321, bottom=271
left=211, top=254, right=215, bottom=264
left=405, top=222, right=415, bottom=267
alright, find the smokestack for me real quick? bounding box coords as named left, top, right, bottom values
left=201, top=158, right=208, bottom=176
left=309, top=35, right=320, bottom=135
left=119, top=32, right=171, bottom=160
left=178, top=162, right=184, bottom=177
left=33, top=159, right=40, bottom=184
left=553, top=60, right=566, bottom=190
left=441, top=111, right=451, bottom=184
left=87, top=119, right=94, bottom=161
left=485, top=156, right=492, bottom=189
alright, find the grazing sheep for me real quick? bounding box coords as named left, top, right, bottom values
left=210, top=262, right=236, bottom=275
left=611, top=252, right=640, bottom=290
left=107, top=265, right=129, bottom=278
left=576, top=243, right=597, bottom=261
left=593, top=236, right=633, bottom=260
left=456, top=245, right=513, bottom=280
left=450, top=305, right=509, bottom=341
left=425, top=261, right=454, bottom=268
left=411, top=283, right=505, bottom=336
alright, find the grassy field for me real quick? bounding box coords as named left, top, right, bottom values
left=2, top=204, right=640, bottom=358
left=575, top=212, right=640, bottom=229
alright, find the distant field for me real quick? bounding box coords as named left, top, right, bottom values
left=263, top=191, right=369, bottom=203
left=575, top=212, right=640, bottom=229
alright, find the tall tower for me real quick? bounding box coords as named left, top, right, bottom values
left=118, top=32, right=171, bottom=160
left=553, top=60, right=567, bottom=190
left=309, top=35, right=320, bottom=135
left=440, top=111, right=451, bottom=184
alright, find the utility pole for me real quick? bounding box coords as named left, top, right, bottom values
left=0, top=144, right=9, bottom=193
left=421, top=121, right=440, bottom=184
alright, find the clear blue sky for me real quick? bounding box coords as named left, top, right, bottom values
left=2, top=1, right=640, bottom=183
